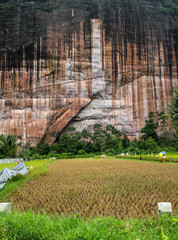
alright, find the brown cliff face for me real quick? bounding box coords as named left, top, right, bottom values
left=0, top=0, right=177, bottom=146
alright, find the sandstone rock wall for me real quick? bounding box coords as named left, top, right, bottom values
left=0, top=1, right=177, bottom=146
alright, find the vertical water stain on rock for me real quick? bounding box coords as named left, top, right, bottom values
left=0, top=0, right=177, bottom=146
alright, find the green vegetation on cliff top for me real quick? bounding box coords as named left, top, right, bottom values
left=0, top=0, right=177, bottom=17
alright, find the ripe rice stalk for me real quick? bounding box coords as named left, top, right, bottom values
left=3, top=158, right=178, bottom=218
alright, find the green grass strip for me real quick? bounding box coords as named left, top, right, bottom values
left=115, top=155, right=178, bottom=163
left=0, top=212, right=177, bottom=240
left=0, top=160, right=53, bottom=202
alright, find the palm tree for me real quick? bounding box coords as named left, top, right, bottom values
left=0, top=134, right=20, bottom=158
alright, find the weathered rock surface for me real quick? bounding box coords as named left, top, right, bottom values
left=0, top=0, right=177, bottom=146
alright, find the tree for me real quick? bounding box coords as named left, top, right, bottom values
left=127, top=138, right=141, bottom=154
left=166, top=90, right=178, bottom=137
left=0, top=134, right=20, bottom=157
left=122, top=134, right=130, bottom=149
left=68, top=127, right=81, bottom=141
left=141, top=112, right=158, bottom=141
left=106, top=124, right=122, bottom=138
left=158, top=131, right=172, bottom=147
left=92, top=124, right=104, bottom=152
left=93, top=124, right=103, bottom=137
left=81, top=129, right=92, bottom=141
left=145, top=137, right=158, bottom=153
left=37, top=143, right=51, bottom=155
left=17, top=148, right=31, bottom=159
left=58, top=134, right=77, bottom=154
left=158, top=111, right=168, bottom=133
left=158, top=111, right=170, bottom=147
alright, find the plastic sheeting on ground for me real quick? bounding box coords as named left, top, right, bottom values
left=0, top=162, right=29, bottom=190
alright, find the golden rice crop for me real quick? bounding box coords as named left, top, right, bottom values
left=4, top=158, right=178, bottom=218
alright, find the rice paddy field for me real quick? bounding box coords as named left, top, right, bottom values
left=3, top=158, right=178, bottom=219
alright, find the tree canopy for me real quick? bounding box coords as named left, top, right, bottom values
left=0, top=134, right=20, bottom=157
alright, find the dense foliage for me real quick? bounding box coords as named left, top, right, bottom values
left=17, top=115, right=177, bottom=159
left=0, top=134, right=20, bottom=158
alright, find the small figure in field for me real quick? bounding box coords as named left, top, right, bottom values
left=162, top=154, right=166, bottom=163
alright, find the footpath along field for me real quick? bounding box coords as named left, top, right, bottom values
left=4, top=158, right=178, bottom=219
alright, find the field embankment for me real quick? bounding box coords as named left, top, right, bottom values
left=3, top=158, right=178, bottom=218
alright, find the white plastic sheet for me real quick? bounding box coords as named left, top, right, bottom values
left=0, top=162, right=29, bottom=190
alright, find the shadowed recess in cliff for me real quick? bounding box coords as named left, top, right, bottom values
left=0, top=0, right=177, bottom=146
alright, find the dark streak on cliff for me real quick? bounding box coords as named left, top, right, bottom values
left=0, top=0, right=177, bottom=145
left=0, top=1, right=177, bottom=94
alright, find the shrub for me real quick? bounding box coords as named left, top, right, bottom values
left=78, top=150, right=87, bottom=155
left=9, top=173, right=25, bottom=182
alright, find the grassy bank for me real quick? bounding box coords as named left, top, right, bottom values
left=0, top=212, right=177, bottom=240
left=0, top=160, right=52, bottom=202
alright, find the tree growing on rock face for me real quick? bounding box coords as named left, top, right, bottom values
left=0, top=134, right=20, bottom=158
left=141, top=112, right=158, bottom=141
